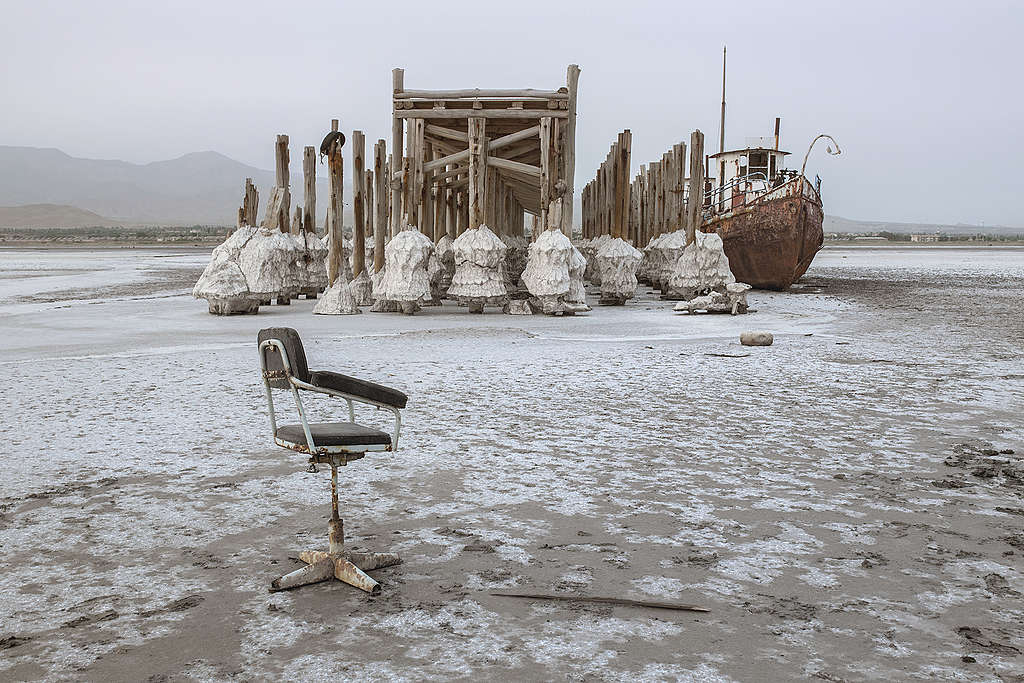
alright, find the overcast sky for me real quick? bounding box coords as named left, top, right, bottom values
left=2, top=0, right=1021, bottom=226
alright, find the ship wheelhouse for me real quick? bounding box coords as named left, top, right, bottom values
left=708, top=138, right=791, bottom=215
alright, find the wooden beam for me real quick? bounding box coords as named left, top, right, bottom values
left=395, top=109, right=567, bottom=120
left=273, top=134, right=291, bottom=232
left=490, top=139, right=538, bottom=162
left=423, top=135, right=465, bottom=157
left=365, top=168, right=374, bottom=253
left=488, top=156, right=541, bottom=178
left=561, top=64, right=580, bottom=235
left=444, top=169, right=456, bottom=238
left=395, top=88, right=568, bottom=100
left=302, top=146, right=316, bottom=234
left=425, top=124, right=468, bottom=142
left=468, top=118, right=486, bottom=229
left=391, top=68, right=404, bottom=237
left=614, top=130, right=631, bottom=240
left=686, top=130, right=705, bottom=244
left=409, top=118, right=424, bottom=227
left=410, top=125, right=540, bottom=176
left=430, top=164, right=470, bottom=184
left=373, top=140, right=387, bottom=272
left=352, top=131, right=367, bottom=277
left=326, top=119, right=344, bottom=286
left=539, top=117, right=552, bottom=232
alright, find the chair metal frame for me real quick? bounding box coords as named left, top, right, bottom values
left=258, top=336, right=406, bottom=595
left=259, top=339, right=402, bottom=455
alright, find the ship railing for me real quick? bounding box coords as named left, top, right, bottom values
left=702, top=173, right=816, bottom=223
left=702, top=172, right=772, bottom=219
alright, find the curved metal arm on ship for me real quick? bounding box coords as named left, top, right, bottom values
left=800, top=134, right=842, bottom=178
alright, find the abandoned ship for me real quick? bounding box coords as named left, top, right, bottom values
left=701, top=123, right=837, bottom=291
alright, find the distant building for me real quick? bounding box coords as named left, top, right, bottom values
left=910, top=233, right=940, bottom=243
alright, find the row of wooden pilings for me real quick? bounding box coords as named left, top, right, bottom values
left=250, top=120, right=531, bottom=290
left=581, top=129, right=706, bottom=246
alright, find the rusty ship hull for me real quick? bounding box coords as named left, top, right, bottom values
left=701, top=177, right=824, bottom=291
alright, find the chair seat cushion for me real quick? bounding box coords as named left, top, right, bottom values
left=309, top=370, right=409, bottom=408
left=276, top=422, right=392, bottom=447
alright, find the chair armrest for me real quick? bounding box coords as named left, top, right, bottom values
left=309, top=370, right=408, bottom=409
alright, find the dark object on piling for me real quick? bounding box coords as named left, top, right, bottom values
left=320, top=130, right=346, bottom=160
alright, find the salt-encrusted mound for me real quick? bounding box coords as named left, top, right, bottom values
left=192, top=257, right=258, bottom=315
left=313, top=279, right=361, bottom=315
left=239, top=228, right=302, bottom=301
left=583, top=234, right=612, bottom=284
left=369, top=266, right=400, bottom=312
left=522, top=228, right=590, bottom=314
left=449, top=225, right=508, bottom=312
left=567, top=244, right=590, bottom=311
left=374, top=226, right=433, bottom=313
left=523, top=228, right=571, bottom=298
left=673, top=282, right=751, bottom=315
left=193, top=225, right=262, bottom=314
left=649, top=229, right=688, bottom=292
left=502, top=234, right=529, bottom=293
left=321, top=231, right=354, bottom=285
left=595, top=237, right=643, bottom=305
left=300, top=231, right=329, bottom=294
left=636, top=233, right=663, bottom=284
left=666, top=231, right=736, bottom=300
left=212, top=225, right=259, bottom=263
left=349, top=269, right=374, bottom=306
left=432, top=234, right=455, bottom=301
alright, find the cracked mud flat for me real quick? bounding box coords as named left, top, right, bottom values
left=0, top=245, right=1022, bottom=681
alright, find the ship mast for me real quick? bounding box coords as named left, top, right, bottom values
left=718, top=46, right=727, bottom=155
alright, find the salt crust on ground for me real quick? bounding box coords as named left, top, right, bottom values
left=1, top=246, right=1023, bottom=680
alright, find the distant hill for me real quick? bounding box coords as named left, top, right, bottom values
left=0, top=146, right=329, bottom=226
left=0, top=203, right=122, bottom=228
left=825, top=215, right=1023, bottom=237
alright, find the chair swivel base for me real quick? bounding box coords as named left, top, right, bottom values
left=269, top=518, right=401, bottom=595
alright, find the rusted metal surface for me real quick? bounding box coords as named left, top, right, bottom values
left=269, top=458, right=402, bottom=594
left=269, top=557, right=334, bottom=592
left=702, top=177, right=823, bottom=291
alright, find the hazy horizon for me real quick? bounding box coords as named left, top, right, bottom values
left=2, top=0, right=1021, bottom=227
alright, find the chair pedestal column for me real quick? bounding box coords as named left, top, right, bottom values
left=269, top=463, right=402, bottom=595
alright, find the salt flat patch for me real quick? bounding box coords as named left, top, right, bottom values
left=0, top=247, right=1021, bottom=680
left=0, top=247, right=209, bottom=304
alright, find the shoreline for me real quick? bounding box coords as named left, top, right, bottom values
left=1, top=240, right=1022, bottom=250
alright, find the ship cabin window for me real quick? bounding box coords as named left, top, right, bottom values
left=738, top=155, right=747, bottom=179
left=748, top=151, right=770, bottom=181
left=769, top=153, right=777, bottom=179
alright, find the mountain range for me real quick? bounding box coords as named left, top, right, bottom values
left=1, top=146, right=1019, bottom=235
left=0, top=145, right=327, bottom=226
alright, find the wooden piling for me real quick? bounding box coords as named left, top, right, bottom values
left=391, top=68, right=405, bottom=237
left=240, top=177, right=258, bottom=227
left=302, top=147, right=316, bottom=233
left=468, top=117, right=486, bottom=229
left=327, top=119, right=344, bottom=286
left=352, top=130, right=367, bottom=278
left=275, top=135, right=291, bottom=231
left=686, top=129, right=705, bottom=244
left=373, top=140, right=387, bottom=272
left=561, top=64, right=580, bottom=235
left=365, top=167, right=374, bottom=256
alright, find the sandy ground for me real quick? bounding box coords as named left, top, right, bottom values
left=0, top=245, right=1022, bottom=682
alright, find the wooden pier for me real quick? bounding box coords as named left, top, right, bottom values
left=389, top=65, right=581, bottom=239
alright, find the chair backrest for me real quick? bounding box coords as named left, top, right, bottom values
left=258, top=327, right=311, bottom=389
